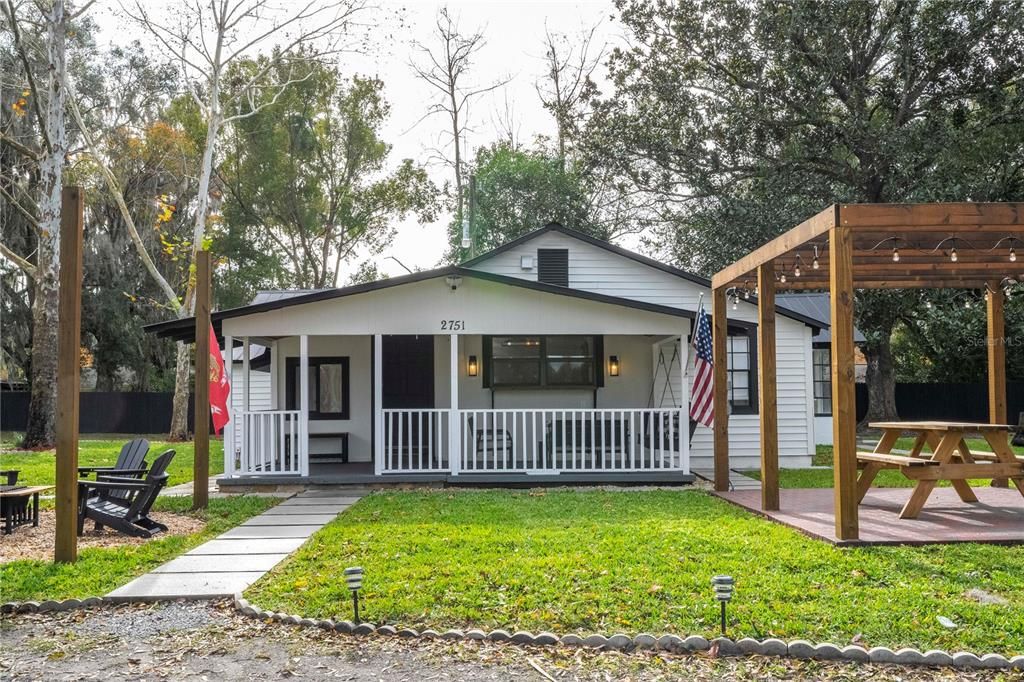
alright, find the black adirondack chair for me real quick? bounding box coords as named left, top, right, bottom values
left=77, top=450, right=176, bottom=538
left=78, top=438, right=150, bottom=503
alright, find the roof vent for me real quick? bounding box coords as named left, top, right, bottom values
left=537, top=248, right=569, bottom=287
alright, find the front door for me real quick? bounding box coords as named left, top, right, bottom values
left=382, top=335, right=436, bottom=469
left=382, top=335, right=435, bottom=408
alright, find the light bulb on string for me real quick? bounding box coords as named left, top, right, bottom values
left=951, top=246, right=958, bottom=262
left=812, top=246, right=820, bottom=270
left=794, top=262, right=801, bottom=278
left=1011, top=247, right=1017, bottom=263
left=892, top=246, right=900, bottom=262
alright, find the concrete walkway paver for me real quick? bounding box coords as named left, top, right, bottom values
left=106, top=490, right=363, bottom=601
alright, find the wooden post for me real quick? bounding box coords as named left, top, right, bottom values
left=711, top=286, right=730, bottom=491
left=55, top=186, right=84, bottom=563
left=373, top=334, right=383, bottom=476
left=987, top=280, right=1009, bottom=488
left=222, top=334, right=234, bottom=477
left=757, top=262, right=779, bottom=511
left=829, top=223, right=858, bottom=541
left=192, top=250, right=210, bottom=509
left=299, top=334, right=310, bottom=477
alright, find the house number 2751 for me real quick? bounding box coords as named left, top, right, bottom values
left=440, top=320, right=465, bottom=331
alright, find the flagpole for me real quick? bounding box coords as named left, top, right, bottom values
left=193, top=249, right=211, bottom=510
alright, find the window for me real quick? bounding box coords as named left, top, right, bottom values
left=813, top=347, right=832, bottom=416
left=286, top=356, right=350, bottom=419
left=537, top=248, right=569, bottom=286
left=726, top=328, right=758, bottom=414
left=485, top=335, right=600, bottom=388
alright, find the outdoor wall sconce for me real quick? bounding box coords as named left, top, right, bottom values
left=445, top=274, right=462, bottom=291
left=345, top=566, right=364, bottom=623
left=468, top=355, right=479, bottom=377
left=608, top=355, right=620, bottom=377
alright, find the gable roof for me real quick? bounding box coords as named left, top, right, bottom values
left=143, top=265, right=701, bottom=343
left=462, top=222, right=825, bottom=330
left=777, top=293, right=865, bottom=344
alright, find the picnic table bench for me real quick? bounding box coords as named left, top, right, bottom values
left=857, top=421, right=1024, bottom=519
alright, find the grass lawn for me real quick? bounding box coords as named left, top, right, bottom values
left=0, top=495, right=278, bottom=602
left=0, top=437, right=225, bottom=488
left=746, top=439, right=1024, bottom=489
left=247, top=489, right=1024, bottom=655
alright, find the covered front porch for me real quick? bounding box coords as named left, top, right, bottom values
left=205, top=268, right=701, bottom=485
left=222, top=332, right=693, bottom=485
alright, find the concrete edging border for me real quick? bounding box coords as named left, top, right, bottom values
left=230, top=594, right=1023, bottom=671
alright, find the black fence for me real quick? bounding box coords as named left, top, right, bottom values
left=856, top=382, right=1024, bottom=423
left=0, top=391, right=212, bottom=435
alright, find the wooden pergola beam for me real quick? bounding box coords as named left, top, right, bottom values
left=712, top=286, right=730, bottom=492
left=830, top=223, right=859, bottom=541
left=711, top=205, right=838, bottom=289
left=838, top=202, right=1024, bottom=227
left=757, top=262, right=779, bottom=510
left=988, top=279, right=1009, bottom=488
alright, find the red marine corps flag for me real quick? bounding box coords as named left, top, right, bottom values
left=208, top=324, right=231, bottom=434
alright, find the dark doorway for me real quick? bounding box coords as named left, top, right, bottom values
left=382, top=335, right=435, bottom=408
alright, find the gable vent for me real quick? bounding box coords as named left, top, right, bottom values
left=537, top=248, right=569, bottom=287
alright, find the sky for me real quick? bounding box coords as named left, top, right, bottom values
left=90, top=0, right=626, bottom=280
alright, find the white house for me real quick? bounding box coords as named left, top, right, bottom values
left=147, top=223, right=824, bottom=486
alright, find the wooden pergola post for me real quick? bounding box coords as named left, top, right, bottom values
left=987, top=279, right=1008, bottom=488
left=829, top=222, right=858, bottom=540
left=712, top=286, right=730, bottom=491
left=192, top=249, right=211, bottom=510
left=55, top=187, right=84, bottom=563
left=757, top=262, right=779, bottom=510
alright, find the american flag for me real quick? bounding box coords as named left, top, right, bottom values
left=690, top=303, right=715, bottom=427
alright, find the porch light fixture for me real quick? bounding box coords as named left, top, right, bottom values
left=608, top=355, right=620, bottom=377
left=711, top=574, right=735, bottom=636
left=445, top=274, right=462, bottom=291
left=345, top=566, right=364, bottom=623
left=467, top=355, right=479, bottom=377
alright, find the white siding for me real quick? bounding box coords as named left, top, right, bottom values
left=468, top=231, right=817, bottom=468
left=230, top=364, right=272, bottom=411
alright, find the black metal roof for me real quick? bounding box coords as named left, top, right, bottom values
left=144, top=224, right=824, bottom=343
left=144, top=266, right=702, bottom=343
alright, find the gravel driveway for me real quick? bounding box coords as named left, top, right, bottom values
left=0, top=602, right=1012, bottom=681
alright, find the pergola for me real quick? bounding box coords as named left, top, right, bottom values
left=710, top=203, right=1023, bottom=541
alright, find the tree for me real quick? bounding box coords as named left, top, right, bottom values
left=449, top=141, right=603, bottom=260
left=593, top=0, right=1024, bottom=421
left=112, top=0, right=366, bottom=439
left=410, top=7, right=508, bottom=234
left=220, top=60, right=438, bottom=296
left=0, top=0, right=93, bottom=447
left=536, top=22, right=603, bottom=167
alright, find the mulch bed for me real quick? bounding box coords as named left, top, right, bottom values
left=0, top=509, right=205, bottom=563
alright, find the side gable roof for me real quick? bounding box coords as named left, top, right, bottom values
left=462, top=222, right=824, bottom=330
left=143, top=265, right=701, bottom=343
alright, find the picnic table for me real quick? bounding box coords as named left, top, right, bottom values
left=0, top=485, right=53, bottom=534
left=857, top=421, right=1024, bottom=519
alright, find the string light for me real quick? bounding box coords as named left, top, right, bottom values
left=892, top=238, right=900, bottom=263
left=951, top=246, right=958, bottom=262
left=812, top=245, right=820, bottom=270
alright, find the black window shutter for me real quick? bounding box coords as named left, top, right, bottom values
left=537, top=249, right=569, bottom=287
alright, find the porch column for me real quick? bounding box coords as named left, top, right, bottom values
left=269, top=339, right=279, bottom=410
left=299, top=334, right=310, bottom=477
left=711, top=286, right=730, bottom=491
left=757, top=262, right=780, bottom=511
left=678, top=325, right=690, bottom=473
left=242, top=337, right=251, bottom=414
left=223, top=334, right=234, bottom=476
left=987, top=279, right=1009, bottom=488
left=449, top=333, right=460, bottom=475
left=373, top=334, right=383, bottom=476
left=829, top=223, right=858, bottom=541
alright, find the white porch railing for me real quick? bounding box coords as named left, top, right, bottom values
left=381, top=409, right=452, bottom=473
left=234, top=410, right=302, bottom=476
left=379, top=408, right=687, bottom=475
